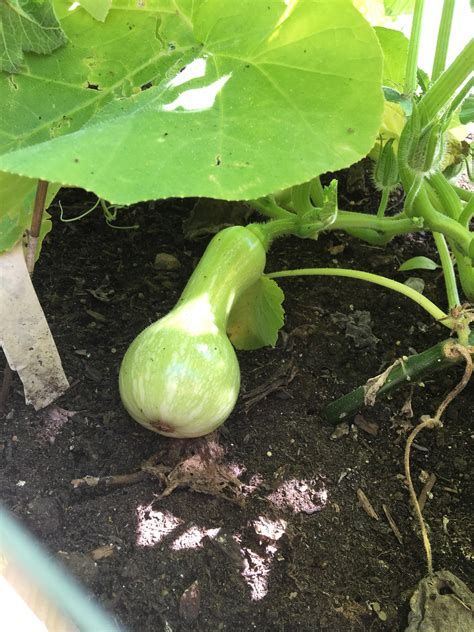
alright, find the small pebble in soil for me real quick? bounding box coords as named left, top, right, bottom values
left=57, top=551, right=98, bottom=587
left=121, top=559, right=140, bottom=579
left=26, top=497, right=63, bottom=536
left=154, top=253, right=181, bottom=270
left=331, top=422, right=350, bottom=440
left=453, top=457, right=468, bottom=473
left=179, top=580, right=201, bottom=622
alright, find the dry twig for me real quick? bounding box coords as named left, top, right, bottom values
left=418, top=473, right=437, bottom=514
left=356, top=488, right=379, bottom=520
left=382, top=504, right=403, bottom=544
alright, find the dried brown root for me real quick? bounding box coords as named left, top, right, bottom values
left=71, top=432, right=244, bottom=505
left=363, top=357, right=405, bottom=406
left=404, top=342, right=473, bottom=575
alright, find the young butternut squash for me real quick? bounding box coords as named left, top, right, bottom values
left=119, top=226, right=266, bottom=438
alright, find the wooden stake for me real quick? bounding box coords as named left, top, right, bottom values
left=0, top=180, right=49, bottom=410
left=25, top=180, right=49, bottom=276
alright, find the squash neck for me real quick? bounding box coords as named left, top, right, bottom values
left=176, top=226, right=266, bottom=329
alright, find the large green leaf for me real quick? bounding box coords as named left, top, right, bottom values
left=375, top=26, right=408, bottom=89
left=79, top=0, right=112, bottom=22
left=227, top=277, right=285, bottom=350
left=0, top=0, right=67, bottom=73
left=352, top=0, right=386, bottom=25
left=0, top=0, right=384, bottom=204
left=0, top=173, right=38, bottom=252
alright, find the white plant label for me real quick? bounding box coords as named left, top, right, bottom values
left=0, top=242, right=69, bottom=409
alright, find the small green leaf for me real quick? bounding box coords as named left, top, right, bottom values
left=459, top=94, right=474, bottom=125
left=78, top=0, right=112, bottom=23
left=0, top=0, right=67, bottom=73
left=227, top=277, right=285, bottom=351
left=416, top=68, right=431, bottom=94
left=0, top=172, right=59, bottom=256
left=398, top=256, right=439, bottom=272
left=383, top=87, right=412, bottom=115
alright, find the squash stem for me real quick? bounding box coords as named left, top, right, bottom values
left=376, top=189, right=390, bottom=218
left=266, top=267, right=452, bottom=328
left=420, top=38, right=474, bottom=122
left=433, top=232, right=460, bottom=310
left=404, top=0, right=425, bottom=95
left=451, top=184, right=473, bottom=204
left=248, top=198, right=295, bottom=221
left=324, top=331, right=474, bottom=424
left=310, top=177, right=325, bottom=207
left=431, top=0, right=455, bottom=81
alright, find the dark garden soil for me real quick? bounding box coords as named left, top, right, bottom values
left=1, top=168, right=473, bottom=631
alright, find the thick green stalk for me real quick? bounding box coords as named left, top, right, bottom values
left=413, top=189, right=473, bottom=252
left=404, top=174, right=424, bottom=214
left=451, top=184, right=473, bottom=204
left=420, top=38, right=474, bottom=122
left=249, top=198, right=295, bottom=221
left=424, top=183, right=474, bottom=301
left=432, top=0, right=455, bottom=81
left=333, top=210, right=419, bottom=234
left=324, top=331, right=474, bottom=424
left=433, top=232, right=460, bottom=309
left=376, top=189, right=390, bottom=218
left=310, top=177, right=325, bottom=207
left=343, top=228, right=396, bottom=246
left=400, top=166, right=473, bottom=254
left=444, top=75, right=474, bottom=121
left=291, top=181, right=314, bottom=215
left=267, top=268, right=451, bottom=327
left=248, top=218, right=299, bottom=250
left=459, top=196, right=474, bottom=229
left=452, top=245, right=474, bottom=301
left=331, top=211, right=422, bottom=245
left=405, top=0, right=426, bottom=94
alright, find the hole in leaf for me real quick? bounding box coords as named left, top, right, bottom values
left=438, top=583, right=454, bottom=595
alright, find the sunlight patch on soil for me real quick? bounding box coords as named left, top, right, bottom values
left=267, top=478, right=328, bottom=513
left=253, top=516, right=287, bottom=541
left=135, top=505, right=182, bottom=547
left=239, top=517, right=288, bottom=601
left=240, top=545, right=275, bottom=601
left=170, top=526, right=221, bottom=551
left=244, top=473, right=264, bottom=496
